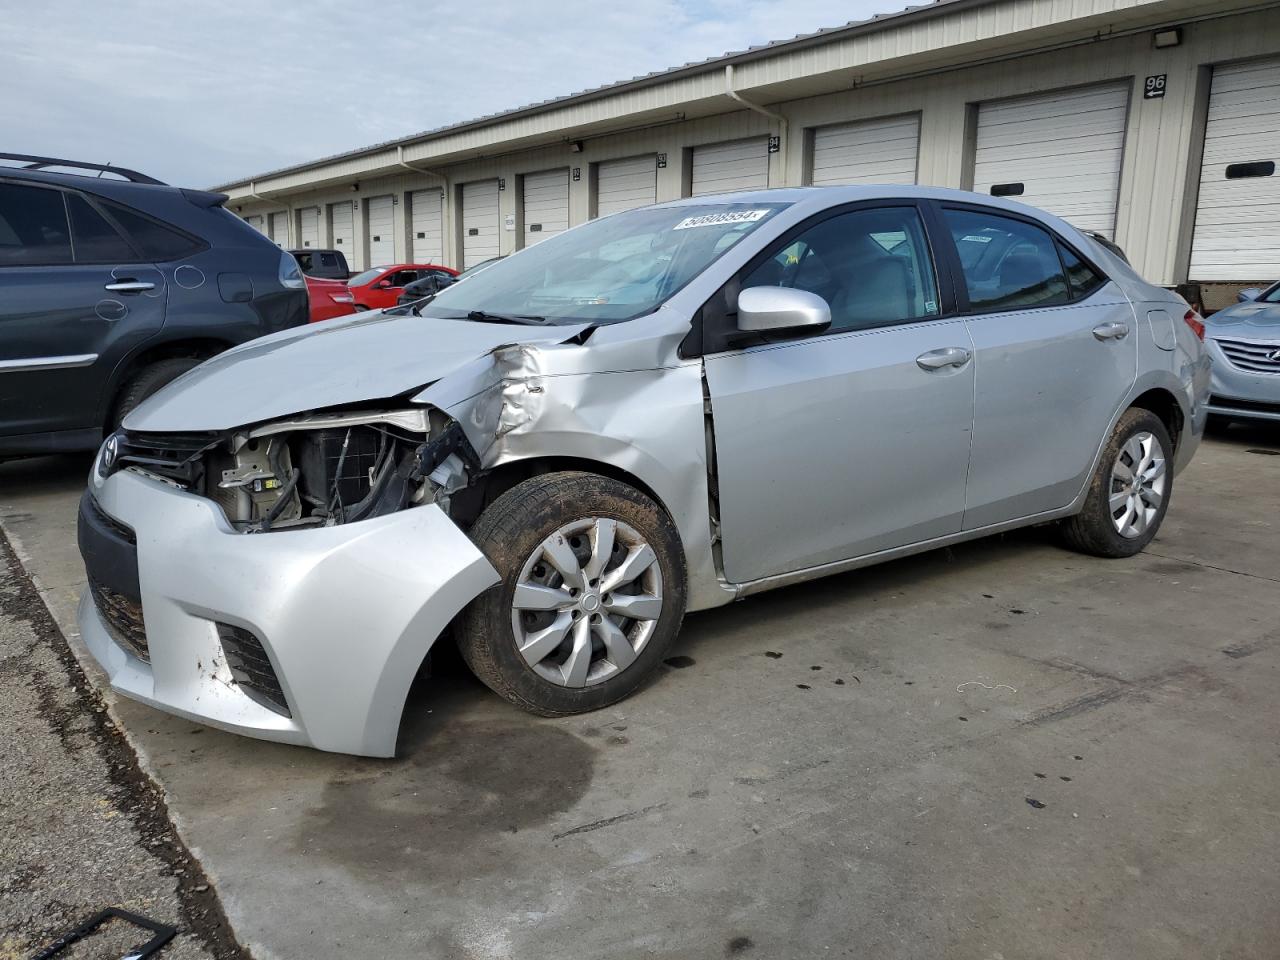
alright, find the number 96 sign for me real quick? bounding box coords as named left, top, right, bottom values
left=1144, top=74, right=1167, bottom=99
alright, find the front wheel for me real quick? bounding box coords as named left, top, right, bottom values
left=457, top=472, right=687, bottom=716
left=1060, top=407, right=1173, bottom=558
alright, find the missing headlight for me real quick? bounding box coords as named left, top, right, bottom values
left=206, top=409, right=480, bottom=532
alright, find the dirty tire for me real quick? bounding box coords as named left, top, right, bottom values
left=458, top=471, right=687, bottom=716
left=1060, top=407, right=1173, bottom=558
left=111, top=357, right=201, bottom=428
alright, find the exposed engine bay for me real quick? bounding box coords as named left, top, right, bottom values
left=106, top=408, right=481, bottom=533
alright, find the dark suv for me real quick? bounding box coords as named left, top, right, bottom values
left=0, top=154, right=308, bottom=458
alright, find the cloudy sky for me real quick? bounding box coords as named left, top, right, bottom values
left=3, top=0, right=897, bottom=189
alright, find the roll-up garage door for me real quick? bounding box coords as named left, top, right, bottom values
left=410, top=190, right=444, bottom=264
left=245, top=215, right=265, bottom=234
left=366, top=195, right=395, bottom=266
left=596, top=156, right=656, bottom=217
left=329, top=201, right=355, bottom=268
left=268, top=211, right=289, bottom=246
left=1189, top=57, right=1280, bottom=282
left=461, top=180, right=500, bottom=269
left=691, top=138, right=769, bottom=196
left=298, top=207, right=320, bottom=248
left=811, top=114, right=920, bottom=186
left=972, top=83, right=1129, bottom=237
left=523, top=168, right=569, bottom=247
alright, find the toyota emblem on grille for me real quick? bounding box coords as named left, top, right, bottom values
left=1268, top=348, right=1280, bottom=363
left=99, top=434, right=120, bottom=476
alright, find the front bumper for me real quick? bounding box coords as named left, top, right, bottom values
left=77, top=468, right=498, bottom=757
left=1205, top=337, right=1280, bottom=421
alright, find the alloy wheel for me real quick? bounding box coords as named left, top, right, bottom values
left=1109, top=431, right=1166, bottom=538
left=510, top=517, right=663, bottom=687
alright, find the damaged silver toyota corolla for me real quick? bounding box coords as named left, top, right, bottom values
left=78, top=186, right=1211, bottom=756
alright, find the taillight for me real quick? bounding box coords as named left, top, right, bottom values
left=1183, top=309, right=1205, bottom=341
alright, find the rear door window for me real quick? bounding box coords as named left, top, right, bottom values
left=67, top=193, right=138, bottom=262
left=942, top=208, right=1069, bottom=311
left=0, top=182, right=73, bottom=265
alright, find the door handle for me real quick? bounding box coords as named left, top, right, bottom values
left=916, top=346, right=972, bottom=371
left=104, top=280, right=155, bottom=293
left=1092, top=321, right=1130, bottom=341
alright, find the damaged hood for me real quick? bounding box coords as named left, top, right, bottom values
left=124, top=311, right=589, bottom=432
left=1206, top=300, right=1280, bottom=337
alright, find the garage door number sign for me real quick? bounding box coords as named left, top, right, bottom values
left=1144, top=74, right=1167, bottom=99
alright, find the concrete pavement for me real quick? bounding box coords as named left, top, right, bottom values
left=2, top=421, right=1278, bottom=959
left=0, top=530, right=242, bottom=960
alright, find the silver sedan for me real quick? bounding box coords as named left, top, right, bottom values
left=77, top=186, right=1211, bottom=756
left=1204, top=283, right=1280, bottom=422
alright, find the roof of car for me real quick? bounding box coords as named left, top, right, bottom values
left=658, top=184, right=1093, bottom=238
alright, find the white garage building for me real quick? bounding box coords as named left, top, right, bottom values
left=224, top=0, right=1280, bottom=308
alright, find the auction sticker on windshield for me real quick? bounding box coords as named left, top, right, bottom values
left=673, top=209, right=772, bottom=230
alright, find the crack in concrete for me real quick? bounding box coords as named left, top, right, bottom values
left=1021, top=664, right=1216, bottom=726
left=1145, top=550, right=1280, bottom=584
left=552, top=802, right=669, bottom=841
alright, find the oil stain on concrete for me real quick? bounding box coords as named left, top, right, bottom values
left=293, top=715, right=596, bottom=881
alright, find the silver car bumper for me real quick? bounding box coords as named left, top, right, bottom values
left=77, top=468, right=498, bottom=757
left=1205, top=337, right=1280, bottom=421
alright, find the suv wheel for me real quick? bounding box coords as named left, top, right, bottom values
left=1060, top=407, right=1173, bottom=558
left=457, top=472, right=687, bottom=716
left=111, top=357, right=201, bottom=428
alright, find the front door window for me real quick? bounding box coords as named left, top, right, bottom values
left=742, top=206, right=940, bottom=331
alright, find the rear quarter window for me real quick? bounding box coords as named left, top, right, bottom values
left=99, top=199, right=204, bottom=261
left=1057, top=241, right=1106, bottom=300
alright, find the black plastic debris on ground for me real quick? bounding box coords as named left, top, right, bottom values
left=30, top=908, right=177, bottom=960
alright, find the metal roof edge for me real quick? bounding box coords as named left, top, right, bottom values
left=211, top=0, right=1000, bottom=191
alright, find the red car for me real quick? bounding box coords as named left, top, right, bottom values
left=305, top=275, right=357, bottom=323
left=347, top=263, right=457, bottom=311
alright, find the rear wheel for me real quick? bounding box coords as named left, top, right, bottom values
left=457, top=472, right=686, bottom=716
left=111, top=357, right=201, bottom=428
left=1060, top=407, right=1173, bottom=558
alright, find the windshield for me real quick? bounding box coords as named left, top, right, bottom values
left=348, top=268, right=387, bottom=286
left=427, top=202, right=788, bottom=324
left=1259, top=282, right=1280, bottom=303
left=453, top=257, right=502, bottom=281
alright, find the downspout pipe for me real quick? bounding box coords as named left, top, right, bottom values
left=246, top=181, right=293, bottom=245
left=246, top=181, right=290, bottom=210
left=397, top=146, right=454, bottom=266
left=397, top=145, right=448, bottom=184
left=724, top=64, right=787, bottom=181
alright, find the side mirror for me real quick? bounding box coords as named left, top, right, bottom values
left=736, top=286, right=831, bottom=333
left=376, top=279, right=393, bottom=289
left=1237, top=287, right=1263, bottom=302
